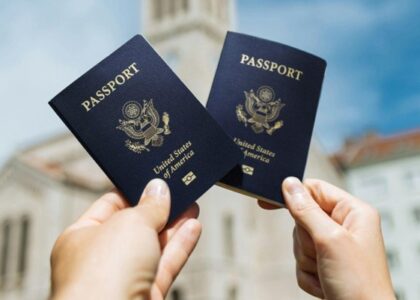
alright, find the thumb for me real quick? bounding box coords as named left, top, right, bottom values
left=282, top=177, right=339, bottom=241
left=134, top=178, right=171, bottom=232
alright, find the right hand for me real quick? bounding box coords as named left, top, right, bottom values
left=280, top=177, right=395, bottom=300
left=51, top=179, right=201, bottom=300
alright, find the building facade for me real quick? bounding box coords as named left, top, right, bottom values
left=335, top=130, right=420, bottom=300
left=0, top=136, right=108, bottom=300
left=142, top=1, right=343, bottom=299
left=0, top=1, right=343, bottom=299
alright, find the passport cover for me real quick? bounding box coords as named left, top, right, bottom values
left=49, top=35, right=242, bottom=222
left=206, top=31, right=326, bottom=206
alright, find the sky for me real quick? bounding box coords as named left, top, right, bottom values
left=0, top=0, right=419, bottom=165
left=238, top=0, right=420, bottom=152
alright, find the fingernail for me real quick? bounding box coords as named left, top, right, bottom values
left=284, top=177, right=305, bottom=195
left=143, top=178, right=169, bottom=198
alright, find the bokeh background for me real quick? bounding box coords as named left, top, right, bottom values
left=0, top=1, right=419, bottom=299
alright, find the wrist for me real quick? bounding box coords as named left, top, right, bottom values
left=51, top=282, right=134, bottom=300
left=360, top=289, right=396, bottom=300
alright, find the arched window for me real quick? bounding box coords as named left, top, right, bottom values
left=18, top=216, right=30, bottom=279
left=0, top=220, right=11, bottom=288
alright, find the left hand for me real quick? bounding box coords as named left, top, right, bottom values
left=50, top=178, right=202, bottom=300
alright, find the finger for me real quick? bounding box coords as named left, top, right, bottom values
left=304, top=179, right=375, bottom=227
left=68, top=189, right=129, bottom=231
left=153, top=219, right=202, bottom=297
left=134, top=178, right=171, bottom=232
left=294, top=224, right=316, bottom=259
left=293, top=238, right=317, bottom=274
left=304, top=178, right=361, bottom=214
left=283, top=177, right=339, bottom=241
left=159, top=203, right=200, bottom=248
left=257, top=200, right=281, bottom=210
left=296, top=268, right=324, bottom=299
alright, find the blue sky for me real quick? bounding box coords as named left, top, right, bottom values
left=0, top=0, right=419, bottom=165
left=238, top=0, right=420, bottom=151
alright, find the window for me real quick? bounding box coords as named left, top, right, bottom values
left=395, top=289, right=405, bottom=300
left=0, top=220, right=11, bottom=288
left=215, top=0, right=226, bottom=21
left=153, top=0, right=164, bottom=20
left=18, top=216, right=30, bottom=280
left=223, top=214, right=234, bottom=258
left=386, top=249, right=399, bottom=270
left=380, top=211, right=393, bottom=231
left=227, top=286, right=237, bottom=300
left=169, top=287, right=184, bottom=300
left=168, top=0, right=176, bottom=17
left=181, top=0, right=189, bottom=12
left=204, top=0, right=212, bottom=14
left=0, top=216, right=31, bottom=290
left=406, top=169, right=420, bottom=188
left=360, top=177, right=387, bottom=202
left=413, top=207, right=420, bottom=224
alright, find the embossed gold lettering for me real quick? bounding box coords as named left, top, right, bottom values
left=81, top=62, right=140, bottom=112
left=240, top=54, right=250, bottom=64
left=239, top=54, right=303, bottom=81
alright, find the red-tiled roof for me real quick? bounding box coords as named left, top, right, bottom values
left=333, top=129, right=420, bottom=169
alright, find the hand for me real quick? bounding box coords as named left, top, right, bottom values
left=260, top=178, right=395, bottom=300
left=50, top=179, right=202, bottom=300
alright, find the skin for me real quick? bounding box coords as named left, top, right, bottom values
left=51, top=177, right=396, bottom=300
left=259, top=177, right=396, bottom=300
left=50, top=178, right=202, bottom=300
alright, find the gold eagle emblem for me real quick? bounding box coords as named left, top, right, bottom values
left=236, top=86, right=285, bottom=135
left=116, top=99, right=171, bottom=154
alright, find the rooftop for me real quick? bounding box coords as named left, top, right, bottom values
left=333, top=128, right=420, bottom=169
left=15, top=133, right=111, bottom=191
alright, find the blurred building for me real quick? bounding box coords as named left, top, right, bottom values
left=0, top=0, right=343, bottom=299
left=143, top=1, right=342, bottom=299
left=0, top=136, right=108, bottom=300
left=334, top=130, right=420, bottom=300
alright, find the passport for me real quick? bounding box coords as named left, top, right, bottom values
left=206, top=32, right=326, bottom=206
left=49, top=35, right=242, bottom=222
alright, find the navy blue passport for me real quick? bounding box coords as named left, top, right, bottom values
left=207, top=32, right=326, bottom=206
left=49, top=35, right=242, bottom=222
